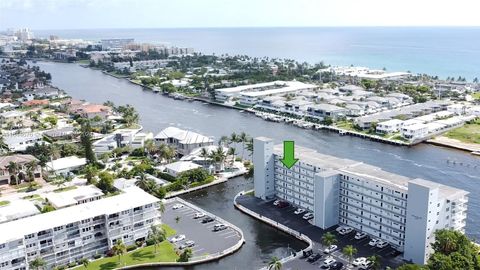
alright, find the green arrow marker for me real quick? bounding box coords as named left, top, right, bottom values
left=280, top=141, right=299, bottom=169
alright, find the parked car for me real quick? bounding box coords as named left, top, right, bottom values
left=376, top=240, right=389, bottom=248
left=322, top=257, right=336, bottom=268
left=201, top=216, right=215, bottom=223
left=213, top=223, right=228, bottom=231
left=330, top=261, right=344, bottom=270
left=324, top=245, right=338, bottom=254
left=302, top=212, right=314, bottom=220
left=352, top=257, right=367, bottom=266
left=306, top=253, right=322, bottom=263
left=359, top=261, right=373, bottom=270
left=193, top=212, right=205, bottom=219
left=169, top=234, right=185, bottom=243
left=277, top=201, right=289, bottom=208
left=355, top=232, right=368, bottom=240
left=335, top=226, right=347, bottom=233
left=179, top=240, right=195, bottom=249
left=294, top=208, right=306, bottom=215
left=273, top=200, right=281, bottom=206
left=338, top=226, right=354, bottom=235
left=368, top=238, right=380, bottom=247
left=172, top=204, right=184, bottom=210
left=302, top=249, right=313, bottom=258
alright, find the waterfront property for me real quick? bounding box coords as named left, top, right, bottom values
left=0, top=186, right=160, bottom=270
left=154, top=126, right=214, bottom=156
left=253, top=137, right=469, bottom=264
left=93, top=128, right=150, bottom=155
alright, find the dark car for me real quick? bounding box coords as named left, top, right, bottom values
left=201, top=216, right=215, bottom=223
left=306, top=253, right=322, bottom=263
left=277, top=201, right=290, bottom=208
left=330, top=261, right=344, bottom=270
left=302, top=250, right=313, bottom=258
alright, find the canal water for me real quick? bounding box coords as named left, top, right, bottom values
left=34, top=61, right=480, bottom=268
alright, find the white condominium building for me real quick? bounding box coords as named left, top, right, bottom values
left=0, top=187, right=160, bottom=270
left=253, top=137, right=468, bottom=265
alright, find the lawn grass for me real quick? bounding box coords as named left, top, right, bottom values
left=53, top=186, right=78, bottom=193
left=0, top=201, right=10, bottom=206
left=472, top=92, right=480, bottom=100
left=77, top=224, right=178, bottom=270
left=444, top=121, right=480, bottom=144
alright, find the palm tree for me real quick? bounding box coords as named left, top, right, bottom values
left=29, top=257, right=46, bottom=270
left=342, top=245, right=357, bottom=265
left=227, top=147, right=237, bottom=166
left=25, top=160, right=37, bottom=182
left=6, top=161, right=18, bottom=185
left=159, top=144, right=176, bottom=163
left=200, top=147, right=210, bottom=165
left=246, top=137, right=254, bottom=156
left=135, top=173, right=150, bottom=191
left=238, top=132, right=248, bottom=159
left=175, top=216, right=181, bottom=224
left=268, top=256, right=282, bottom=270
left=229, top=132, right=239, bottom=145
left=218, top=135, right=229, bottom=147
left=209, top=147, right=226, bottom=172
left=321, top=232, right=337, bottom=247
left=159, top=201, right=166, bottom=214
left=49, top=143, right=62, bottom=160
left=368, top=255, right=381, bottom=270
left=79, top=258, right=89, bottom=269
left=112, top=240, right=126, bottom=263
left=144, top=139, right=157, bottom=156
left=147, top=225, right=167, bottom=253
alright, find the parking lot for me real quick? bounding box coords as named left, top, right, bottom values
left=163, top=199, right=243, bottom=259
left=236, top=195, right=405, bottom=269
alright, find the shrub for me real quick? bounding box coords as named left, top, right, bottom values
left=157, top=172, right=176, bottom=182
left=146, top=238, right=155, bottom=246
left=135, top=240, right=144, bottom=247
left=67, top=262, right=76, bottom=268
left=165, top=181, right=183, bottom=192
left=126, top=244, right=137, bottom=251
left=93, top=254, right=102, bottom=259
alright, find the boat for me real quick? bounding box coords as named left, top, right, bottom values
left=339, top=130, right=347, bottom=136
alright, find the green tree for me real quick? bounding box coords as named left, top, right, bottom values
left=147, top=225, right=167, bottom=253
left=368, top=255, right=381, bottom=270
left=112, top=240, right=127, bottom=263
left=342, top=245, right=357, bottom=265
left=25, top=160, right=38, bottom=182
left=268, top=256, right=282, bottom=270
left=84, top=164, right=98, bottom=184
left=80, top=119, right=97, bottom=164
left=396, top=264, right=426, bottom=270
left=79, top=258, right=89, bottom=269
left=6, top=161, right=19, bottom=185
left=321, top=232, right=337, bottom=247
left=29, top=257, right=46, bottom=270
left=96, top=171, right=115, bottom=193
left=177, top=248, right=193, bottom=262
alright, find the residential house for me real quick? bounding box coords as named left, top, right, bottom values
left=154, top=127, right=214, bottom=156
left=0, top=154, right=41, bottom=185
left=3, top=132, right=43, bottom=152
left=306, top=104, right=347, bottom=121
left=45, top=156, right=87, bottom=176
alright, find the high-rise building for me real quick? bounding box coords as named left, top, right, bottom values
left=253, top=137, right=468, bottom=264
left=101, top=38, right=134, bottom=50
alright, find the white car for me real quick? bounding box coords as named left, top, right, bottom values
left=335, top=226, right=347, bottom=233
left=193, top=212, right=205, bottom=219
left=339, top=226, right=354, bottom=235
left=322, top=257, right=336, bottom=268
left=323, top=245, right=338, bottom=254
left=355, top=232, right=368, bottom=240
left=376, top=240, right=389, bottom=248
left=294, top=208, right=306, bottom=215
left=368, top=238, right=380, bottom=247
left=169, top=234, right=186, bottom=243
left=273, top=200, right=280, bottom=206
left=302, top=212, right=314, bottom=220
left=172, top=204, right=184, bottom=210
left=352, top=257, right=367, bottom=266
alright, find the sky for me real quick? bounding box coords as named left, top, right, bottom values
left=1, top=0, right=480, bottom=30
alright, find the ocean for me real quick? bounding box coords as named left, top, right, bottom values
left=35, top=27, right=480, bottom=80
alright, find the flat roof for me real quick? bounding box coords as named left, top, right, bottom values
left=45, top=185, right=104, bottom=209
left=0, top=200, right=40, bottom=224
left=0, top=186, right=159, bottom=243
left=46, top=156, right=86, bottom=172
left=155, top=127, right=213, bottom=145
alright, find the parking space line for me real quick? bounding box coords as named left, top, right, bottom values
left=219, top=230, right=236, bottom=236
left=224, top=234, right=238, bottom=239
left=192, top=248, right=204, bottom=253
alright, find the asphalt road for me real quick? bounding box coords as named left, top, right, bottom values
left=163, top=200, right=243, bottom=259
left=236, top=195, right=406, bottom=270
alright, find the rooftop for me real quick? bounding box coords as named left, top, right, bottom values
left=0, top=186, right=158, bottom=244
left=45, top=156, right=87, bottom=172
left=45, top=185, right=104, bottom=209
left=155, top=127, right=213, bottom=145
left=0, top=200, right=40, bottom=224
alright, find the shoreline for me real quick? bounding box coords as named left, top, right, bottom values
left=426, top=136, right=480, bottom=155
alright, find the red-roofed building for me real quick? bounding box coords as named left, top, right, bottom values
left=22, top=99, right=49, bottom=107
